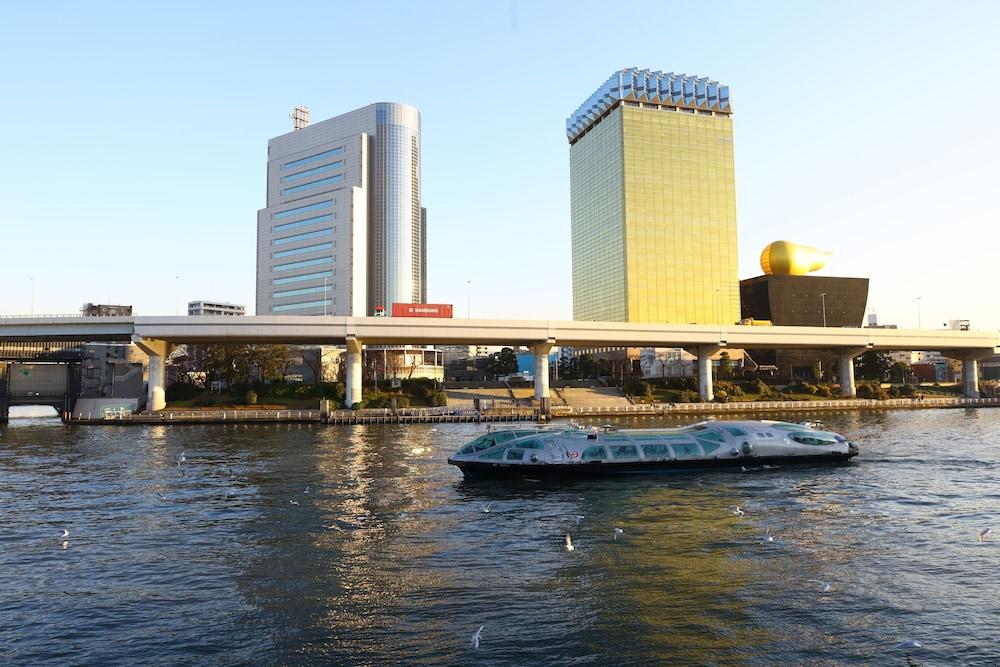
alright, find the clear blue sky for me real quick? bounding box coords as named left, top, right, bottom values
left=2, top=1, right=998, bottom=330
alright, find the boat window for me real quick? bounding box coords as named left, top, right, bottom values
left=582, top=446, right=608, bottom=461
left=695, top=437, right=721, bottom=455
left=696, top=430, right=725, bottom=443
left=505, top=449, right=525, bottom=460
left=460, top=435, right=493, bottom=454
left=602, top=434, right=631, bottom=442
left=669, top=424, right=709, bottom=434
left=724, top=427, right=748, bottom=437
left=476, top=437, right=499, bottom=451
left=608, top=445, right=639, bottom=459
left=642, top=444, right=671, bottom=459
left=494, top=432, right=520, bottom=443
left=480, top=448, right=507, bottom=460
left=790, top=433, right=838, bottom=446
left=516, top=439, right=544, bottom=449
left=769, top=423, right=801, bottom=431
left=672, top=442, right=703, bottom=458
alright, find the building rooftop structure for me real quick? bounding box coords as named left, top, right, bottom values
left=566, top=68, right=731, bottom=143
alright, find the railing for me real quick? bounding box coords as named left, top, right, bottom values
left=78, top=409, right=320, bottom=422
left=0, top=313, right=94, bottom=319
left=549, top=397, right=1000, bottom=416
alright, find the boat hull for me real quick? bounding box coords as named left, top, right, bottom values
left=449, top=451, right=858, bottom=479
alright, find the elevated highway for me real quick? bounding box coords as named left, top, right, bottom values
left=1, top=315, right=996, bottom=410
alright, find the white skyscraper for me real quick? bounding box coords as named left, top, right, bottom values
left=256, top=103, right=426, bottom=315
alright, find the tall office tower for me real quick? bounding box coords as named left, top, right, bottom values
left=567, top=68, right=740, bottom=324
left=256, top=103, right=426, bottom=315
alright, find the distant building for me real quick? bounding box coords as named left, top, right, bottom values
left=81, top=303, right=132, bottom=317
left=187, top=301, right=245, bottom=317
left=256, top=103, right=426, bottom=316
left=567, top=68, right=740, bottom=325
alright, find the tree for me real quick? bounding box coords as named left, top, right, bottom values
left=718, top=351, right=733, bottom=379
left=487, top=347, right=518, bottom=379
left=203, top=344, right=253, bottom=387
left=246, top=344, right=291, bottom=382
left=889, top=361, right=909, bottom=384
left=854, top=350, right=892, bottom=381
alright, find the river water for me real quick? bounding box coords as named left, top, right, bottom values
left=2, top=409, right=999, bottom=666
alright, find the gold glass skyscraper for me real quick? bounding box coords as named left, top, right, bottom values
left=568, top=69, right=740, bottom=324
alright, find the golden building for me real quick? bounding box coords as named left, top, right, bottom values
left=568, top=69, right=740, bottom=324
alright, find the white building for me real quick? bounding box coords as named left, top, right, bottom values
left=256, top=104, right=426, bottom=316
left=187, top=301, right=245, bottom=316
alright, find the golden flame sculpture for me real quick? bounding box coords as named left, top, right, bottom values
left=760, top=240, right=833, bottom=275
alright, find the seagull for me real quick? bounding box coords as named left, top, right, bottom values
left=289, top=500, right=300, bottom=506
left=809, top=580, right=832, bottom=593
left=894, top=639, right=922, bottom=650
left=61, top=529, right=70, bottom=538
left=177, top=452, right=186, bottom=466
left=613, top=527, right=624, bottom=540
left=471, top=625, right=483, bottom=649
left=741, top=466, right=749, bottom=473
left=980, top=528, right=992, bottom=542
left=575, top=515, right=585, bottom=525
left=61, top=540, right=70, bottom=550
left=731, top=506, right=745, bottom=518
left=565, top=534, right=575, bottom=552
left=303, top=486, right=310, bottom=494
left=762, top=529, right=774, bottom=544
left=156, top=493, right=166, bottom=500
left=481, top=502, right=494, bottom=513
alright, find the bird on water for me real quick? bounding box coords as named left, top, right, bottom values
left=565, top=534, right=575, bottom=552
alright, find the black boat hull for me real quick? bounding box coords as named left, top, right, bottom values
left=449, top=451, right=858, bottom=479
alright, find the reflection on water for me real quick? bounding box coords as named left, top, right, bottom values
left=2, top=410, right=1000, bottom=665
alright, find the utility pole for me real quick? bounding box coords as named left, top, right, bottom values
left=916, top=296, right=922, bottom=329
left=819, top=293, right=827, bottom=327
left=467, top=280, right=471, bottom=318
left=175, top=275, right=180, bottom=316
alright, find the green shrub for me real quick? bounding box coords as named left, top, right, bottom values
left=814, top=384, right=833, bottom=397
left=715, top=380, right=744, bottom=397
left=678, top=390, right=702, bottom=403
left=192, top=395, right=215, bottom=407
left=898, top=384, right=917, bottom=397
left=166, top=383, right=201, bottom=401
left=245, top=390, right=258, bottom=405
left=428, top=390, right=448, bottom=407
left=714, top=389, right=729, bottom=403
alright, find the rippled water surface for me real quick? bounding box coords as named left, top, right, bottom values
left=3, top=409, right=1000, bottom=666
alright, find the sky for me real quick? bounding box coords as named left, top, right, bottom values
left=1, top=1, right=998, bottom=330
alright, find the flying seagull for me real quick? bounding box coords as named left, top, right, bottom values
left=762, top=529, right=774, bottom=544
left=472, top=625, right=484, bottom=649
left=613, top=528, right=624, bottom=540
left=481, top=502, right=494, bottom=513
left=575, top=515, right=585, bottom=525
left=289, top=500, right=300, bottom=506
left=809, top=580, right=832, bottom=593
left=979, top=528, right=992, bottom=542
left=177, top=452, right=186, bottom=466
left=565, top=534, right=575, bottom=552
left=61, top=529, right=70, bottom=538
left=731, top=506, right=745, bottom=518
left=893, top=639, right=922, bottom=650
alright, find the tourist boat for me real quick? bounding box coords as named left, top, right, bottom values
left=447, top=420, right=859, bottom=478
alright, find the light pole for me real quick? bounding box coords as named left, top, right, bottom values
left=30, top=277, right=35, bottom=316
left=175, top=275, right=180, bottom=316
left=467, top=280, right=471, bottom=319
left=324, top=278, right=329, bottom=316
left=916, top=296, right=922, bottom=329
left=819, top=293, right=827, bottom=327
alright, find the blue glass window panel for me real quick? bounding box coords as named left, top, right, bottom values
left=272, top=242, right=333, bottom=259
left=272, top=270, right=332, bottom=285
left=272, top=285, right=327, bottom=299
left=273, top=256, right=331, bottom=272
left=273, top=228, right=333, bottom=245
left=271, top=299, right=333, bottom=312
left=281, top=175, right=344, bottom=196
left=272, top=213, right=333, bottom=233
left=282, top=147, right=344, bottom=171
left=281, top=161, right=343, bottom=183
left=271, top=200, right=333, bottom=220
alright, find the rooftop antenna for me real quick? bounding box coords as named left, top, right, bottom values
left=291, top=105, right=310, bottom=130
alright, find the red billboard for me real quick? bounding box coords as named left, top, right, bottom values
left=391, top=303, right=453, bottom=318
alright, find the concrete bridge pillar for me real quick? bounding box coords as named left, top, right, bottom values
left=838, top=347, right=869, bottom=397
left=345, top=336, right=363, bottom=408
left=963, top=354, right=981, bottom=399
left=531, top=338, right=555, bottom=414
left=132, top=337, right=169, bottom=412
left=697, top=346, right=722, bottom=402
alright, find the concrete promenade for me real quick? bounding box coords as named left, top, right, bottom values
left=2, top=315, right=997, bottom=411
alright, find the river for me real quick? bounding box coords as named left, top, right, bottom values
left=2, top=409, right=998, bottom=666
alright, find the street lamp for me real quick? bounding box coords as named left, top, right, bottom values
left=175, top=275, right=180, bottom=316
left=916, top=296, right=922, bottom=329
left=819, top=292, right=827, bottom=327
left=30, top=277, right=35, bottom=316
left=467, top=280, right=471, bottom=319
